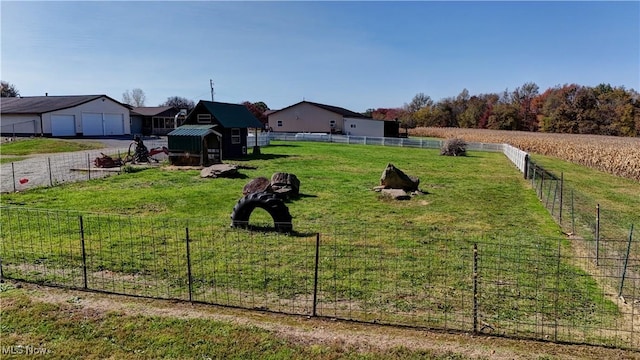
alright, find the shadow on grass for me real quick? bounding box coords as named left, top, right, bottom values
left=230, top=153, right=291, bottom=161
left=231, top=224, right=317, bottom=238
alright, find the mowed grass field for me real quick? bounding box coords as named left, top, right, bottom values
left=1, top=141, right=559, bottom=237
left=1, top=139, right=638, bottom=353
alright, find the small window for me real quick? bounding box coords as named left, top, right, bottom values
left=350, top=124, right=356, bottom=128
left=197, top=114, right=212, bottom=123
left=277, top=120, right=283, bottom=127
left=231, top=128, right=241, bottom=144
left=330, top=120, right=336, bottom=128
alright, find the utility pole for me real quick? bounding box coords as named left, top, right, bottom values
left=210, top=79, right=215, bottom=102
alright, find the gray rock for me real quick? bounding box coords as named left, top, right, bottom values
left=381, top=188, right=411, bottom=200
left=380, top=163, right=419, bottom=191
left=243, top=177, right=272, bottom=195
left=271, top=172, right=300, bottom=198
left=200, top=164, right=238, bottom=178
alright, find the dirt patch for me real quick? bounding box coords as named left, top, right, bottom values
left=8, top=281, right=639, bottom=360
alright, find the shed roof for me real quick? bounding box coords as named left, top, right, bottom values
left=268, top=101, right=369, bottom=119
left=168, top=124, right=222, bottom=137
left=0, top=95, right=129, bottom=114
left=196, top=101, right=263, bottom=128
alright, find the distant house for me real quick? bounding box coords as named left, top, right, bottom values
left=130, top=106, right=186, bottom=136
left=0, top=95, right=131, bottom=137
left=170, top=100, right=263, bottom=161
left=267, top=100, right=399, bottom=137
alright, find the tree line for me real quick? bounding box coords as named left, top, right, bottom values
left=4, top=80, right=637, bottom=136
left=364, top=83, right=640, bottom=137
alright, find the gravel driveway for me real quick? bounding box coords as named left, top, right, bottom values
left=1, top=137, right=167, bottom=194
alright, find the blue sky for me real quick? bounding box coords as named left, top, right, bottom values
left=1, top=1, right=638, bottom=112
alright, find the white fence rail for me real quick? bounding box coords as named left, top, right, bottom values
left=267, top=132, right=529, bottom=175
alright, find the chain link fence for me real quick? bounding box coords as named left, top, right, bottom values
left=1, top=207, right=637, bottom=350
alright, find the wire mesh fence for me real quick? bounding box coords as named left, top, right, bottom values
left=1, top=206, right=638, bottom=350
left=526, top=160, right=639, bottom=304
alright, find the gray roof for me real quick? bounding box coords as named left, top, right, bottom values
left=168, top=124, right=222, bottom=137
left=0, top=95, right=129, bottom=114
left=131, top=106, right=176, bottom=117
left=269, top=101, right=369, bottom=119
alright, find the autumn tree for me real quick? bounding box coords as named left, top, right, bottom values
left=122, top=88, right=146, bottom=107
left=1, top=81, right=19, bottom=97
left=160, top=96, right=195, bottom=111
left=511, top=82, right=540, bottom=131
left=242, top=101, right=270, bottom=125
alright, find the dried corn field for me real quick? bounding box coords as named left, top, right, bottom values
left=411, top=127, right=640, bottom=181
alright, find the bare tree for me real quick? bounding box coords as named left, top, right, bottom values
left=160, top=96, right=195, bottom=111
left=1, top=81, right=20, bottom=97
left=122, top=88, right=146, bottom=107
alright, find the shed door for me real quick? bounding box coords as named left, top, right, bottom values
left=51, top=115, right=76, bottom=136
left=104, top=113, right=124, bottom=135
left=82, top=113, right=104, bottom=136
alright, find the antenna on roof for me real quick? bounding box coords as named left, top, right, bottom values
left=210, top=79, right=215, bottom=102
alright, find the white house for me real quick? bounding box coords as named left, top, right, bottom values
left=0, top=95, right=131, bottom=137
left=267, top=100, right=399, bottom=138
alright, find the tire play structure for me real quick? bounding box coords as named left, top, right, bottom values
left=230, top=191, right=293, bottom=232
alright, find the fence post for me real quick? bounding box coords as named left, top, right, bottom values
left=571, top=190, right=575, bottom=235
left=619, top=224, right=634, bottom=298
left=550, top=180, right=558, bottom=215
left=11, top=162, right=16, bottom=192
left=596, top=204, right=600, bottom=266
left=312, top=233, right=320, bottom=317
left=185, top=227, right=193, bottom=302
left=79, top=215, right=88, bottom=289
left=473, top=243, right=478, bottom=334
left=554, top=239, right=561, bottom=342
left=523, top=154, right=529, bottom=179
left=48, top=157, right=53, bottom=187
left=559, top=173, right=563, bottom=225
left=87, top=154, right=91, bottom=180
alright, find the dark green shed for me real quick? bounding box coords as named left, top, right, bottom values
left=183, top=101, right=263, bottom=159
left=167, top=125, right=222, bottom=166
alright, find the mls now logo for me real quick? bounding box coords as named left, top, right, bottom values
left=2, top=345, right=50, bottom=355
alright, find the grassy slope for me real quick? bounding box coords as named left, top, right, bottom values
left=530, top=154, right=640, bottom=240
left=2, top=282, right=636, bottom=360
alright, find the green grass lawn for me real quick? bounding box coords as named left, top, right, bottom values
left=1, top=141, right=560, bottom=238
left=0, top=141, right=631, bottom=347
left=0, top=138, right=104, bottom=156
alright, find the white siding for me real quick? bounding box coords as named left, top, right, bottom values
left=268, top=103, right=343, bottom=133
left=0, top=114, right=40, bottom=135
left=343, top=117, right=384, bottom=137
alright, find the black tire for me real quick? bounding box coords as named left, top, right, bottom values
left=230, top=191, right=293, bottom=232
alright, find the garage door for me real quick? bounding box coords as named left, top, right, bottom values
left=82, top=113, right=104, bottom=136
left=82, top=113, right=125, bottom=136
left=104, top=113, right=124, bottom=135
left=51, top=115, right=76, bottom=136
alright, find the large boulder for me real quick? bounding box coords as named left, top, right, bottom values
left=271, top=172, right=300, bottom=198
left=380, top=163, right=419, bottom=191
left=242, top=177, right=272, bottom=196
left=200, top=164, right=239, bottom=178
